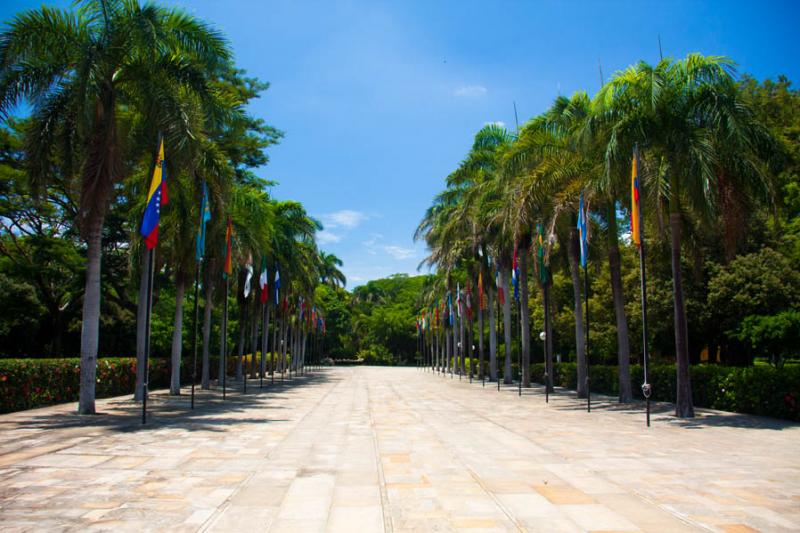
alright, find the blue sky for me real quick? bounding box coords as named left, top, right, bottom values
left=3, top=0, right=800, bottom=287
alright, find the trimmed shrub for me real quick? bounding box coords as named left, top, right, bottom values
left=0, top=357, right=172, bottom=413
left=529, top=362, right=800, bottom=421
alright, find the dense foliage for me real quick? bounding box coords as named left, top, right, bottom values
left=0, top=0, right=344, bottom=414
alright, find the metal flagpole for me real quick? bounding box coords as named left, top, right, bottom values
left=497, top=294, right=501, bottom=391
left=635, top=143, right=652, bottom=426
left=518, top=290, right=522, bottom=397
left=190, top=258, right=200, bottom=409
left=222, top=277, right=228, bottom=399
left=584, top=266, right=591, bottom=413
left=142, top=247, right=154, bottom=424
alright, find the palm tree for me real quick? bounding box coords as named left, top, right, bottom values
left=0, top=0, right=230, bottom=413
left=318, top=251, right=346, bottom=288
left=595, top=54, right=773, bottom=417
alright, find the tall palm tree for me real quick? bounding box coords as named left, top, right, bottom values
left=318, top=251, right=346, bottom=288
left=0, top=0, right=231, bottom=413
left=595, top=54, right=773, bottom=417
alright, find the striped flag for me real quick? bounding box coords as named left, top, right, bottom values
left=631, top=147, right=641, bottom=247
left=140, top=138, right=168, bottom=249
left=274, top=268, right=281, bottom=303
left=478, top=272, right=485, bottom=310
left=578, top=191, right=588, bottom=268
left=512, top=248, right=519, bottom=300
left=259, top=258, right=268, bottom=304
left=496, top=262, right=505, bottom=305
left=536, top=223, right=548, bottom=284
left=456, top=283, right=461, bottom=318
left=243, top=255, right=253, bottom=297
left=448, top=292, right=454, bottom=326
left=195, top=181, right=211, bottom=261
left=465, top=283, right=473, bottom=319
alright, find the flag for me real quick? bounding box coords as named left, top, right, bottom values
left=478, top=272, right=486, bottom=310
left=536, top=223, right=548, bottom=284
left=223, top=218, right=233, bottom=279
left=274, top=268, right=281, bottom=303
left=448, top=292, right=454, bottom=326
left=496, top=262, right=505, bottom=305
left=512, top=247, right=519, bottom=300
left=243, top=255, right=253, bottom=297
left=465, top=283, right=473, bottom=319
left=140, top=138, right=168, bottom=249
left=456, top=283, right=461, bottom=318
left=195, top=181, right=211, bottom=261
left=434, top=302, right=439, bottom=327
left=259, top=257, right=268, bottom=304
left=578, top=190, right=588, bottom=268
left=631, top=147, right=641, bottom=247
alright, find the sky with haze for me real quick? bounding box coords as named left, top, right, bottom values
left=2, top=0, right=799, bottom=287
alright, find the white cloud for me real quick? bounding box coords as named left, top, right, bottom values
left=317, top=230, right=342, bottom=244
left=383, top=245, right=415, bottom=260
left=454, top=84, right=487, bottom=97
left=485, top=120, right=506, bottom=128
left=321, top=209, right=367, bottom=229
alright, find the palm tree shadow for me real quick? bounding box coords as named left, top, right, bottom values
left=0, top=370, right=336, bottom=436
left=536, top=385, right=797, bottom=431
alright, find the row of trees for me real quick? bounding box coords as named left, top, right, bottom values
left=0, top=0, right=344, bottom=414
left=415, top=54, right=800, bottom=418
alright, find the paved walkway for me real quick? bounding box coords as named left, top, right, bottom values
left=0, top=367, right=798, bottom=532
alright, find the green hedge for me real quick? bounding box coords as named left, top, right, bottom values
left=529, top=362, right=800, bottom=421
left=0, top=352, right=299, bottom=414
left=0, top=358, right=170, bottom=413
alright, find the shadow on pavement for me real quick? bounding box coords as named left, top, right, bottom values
left=0, top=369, right=338, bottom=436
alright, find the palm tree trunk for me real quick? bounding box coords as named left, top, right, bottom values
left=488, top=286, right=497, bottom=381
left=569, top=226, right=587, bottom=398
left=78, top=216, right=104, bottom=414
left=135, top=247, right=150, bottom=401
left=519, top=250, right=531, bottom=387
left=201, top=279, right=213, bottom=389
left=670, top=210, right=694, bottom=417
left=606, top=205, right=632, bottom=402
left=501, top=266, right=513, bottom=384
left=169, top=275, right=186, bottom=395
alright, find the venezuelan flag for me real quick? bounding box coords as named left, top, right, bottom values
left=140, top=139, right=167, bottom=249
left=631, top=148, right=641, bottom=247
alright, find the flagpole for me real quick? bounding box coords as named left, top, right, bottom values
left=142, top=246, right=154, bottom=424
left=260, top=301, right=266, bottom=389
left=222, top=277, right=228, bottom=400
left=635, top=143, right=652, bottom=427
left=516, top=298, right=522, bottom=398
left=584, top=265, right=591, bottom=413
left=190, top=258, right=201, bottom=409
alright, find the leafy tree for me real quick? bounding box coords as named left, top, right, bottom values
left=0, top=0, right=232, bottom=413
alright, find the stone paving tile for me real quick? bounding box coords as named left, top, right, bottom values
left=0, top=367, right=799, bottom=532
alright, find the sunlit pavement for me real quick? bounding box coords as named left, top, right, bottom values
left=0, top=366, right=798, bottom=532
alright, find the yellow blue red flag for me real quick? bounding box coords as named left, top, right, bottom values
left=140, top=139, right=167, bottom=249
